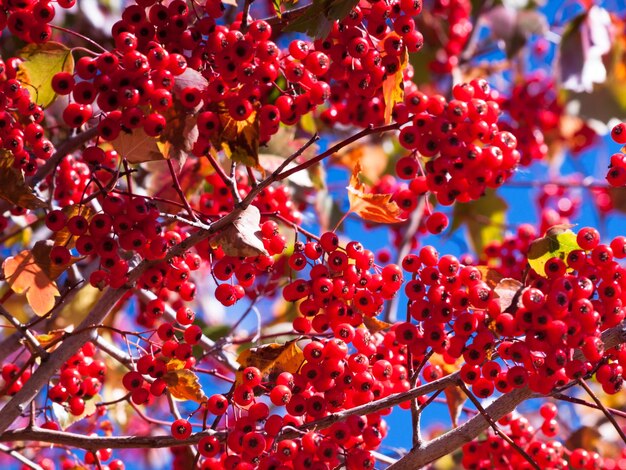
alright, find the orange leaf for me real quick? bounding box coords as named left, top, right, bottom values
left=163, top=367, right=207, bottom=403
left=2, top=249, right=59, bottom=316
left=382, top=44, right=407, bottom=124
left=235, top=340, right=304, bottom=386
left=348, top=161, right=405, bottom=224
left=54, top=204, right=95, bottom=248
left=362, top=316, right=393, bottom=334
left=332, top=143, right=389, bottom=184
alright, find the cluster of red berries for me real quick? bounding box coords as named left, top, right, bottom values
left=394, top=79, right=520, bottom=207
left=1, top=361, right=31, bottom=396
left=48, top=342, right=105, bottom=416
left=283, top=233, right=403, bottom=334
left=429, top=0, right=472, bottom=73
left=462, top=407, right=603, bottom=469
left=481, top=224, right=538, bottom=278
left=0, top=57, right=53, bottom=175
left=500, top=76, right=596, bottom=166
left=0, top=0, right=73, bottom=43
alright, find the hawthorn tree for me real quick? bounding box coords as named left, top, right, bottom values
left=1, top=0, right=626, bottom=468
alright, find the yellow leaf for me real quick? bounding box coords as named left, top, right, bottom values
left=163, top=369, right=207, bottom=403
left=16, top=41, right=74, bottom=108
left=212, top=205, right=269, bottom=257
left=527, top=225, right=580, bottom=277
left=212, top=105, right=260, bottom=168
left=382, top=44, right=407, bottom=124
left=53, top=284, right=104, bottom=329
left=362, top=316, right=393, bottom=334
left=348, top=161, right=405, bottom=224
left=235, top=340, right=304, bottom=386
left=0, top=152, right=47, bottom=209
left=34, top=330, right=64, bottom=348
left=112, top=127, right=164, bottom=164
left=2, top=248, right=59, bottom=316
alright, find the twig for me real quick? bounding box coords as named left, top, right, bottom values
left=0, top=305, right=48, bottom=361
left=552, top=392, right=626, bottom=419
left=577, top=378, right=626, bottom=444
left=0, top=443, right=44, bottom=470
left=167, top=159, right=198, bottom=221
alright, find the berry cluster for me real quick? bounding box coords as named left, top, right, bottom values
left=0, top=0, right=73, bottom=43
left=284, top=233, right=403, bottom=334
left=607, top=122, right=626, bottom=186
left=48, top=342, right=105, bottom=416
left=0, top=57, right=53, bottom=175
left=394, top=79, right=520, bottom=206
left=429, top=0, right=472, bottom=73
left=462, top=408, right=604, bottom=469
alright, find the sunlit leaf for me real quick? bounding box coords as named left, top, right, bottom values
left=212, top=205, right=269, bottom=257
left=0, top=151, right=47, bottom=210
left=212, top=106, right=260, bottom=168
left=362, top=316, right=393, bottom=334
left=382, top=45, right=407, bottom=124
left=54, top=204, right=95, bottom=248
left=450, top=189, right=507, bottom=257
left=527, top=225, right=580, bottom=277
left=332, top=143, right=389, bottom=185
left=53, top=284, right=104, bottom=329
left=475, top=266, right=505, bottom=289
left=347, top=161, right=405, bottom=224
left=16, top=41, right=74, bottom=107
left=163, top=368, right=207, bottom=403
left=34, top=330, right=64, bottom=348
left=235, top=340, right=304, bottom=386
left=2, top=247, right=60, bottom=316
left=52, top=395, right=99, bottom=430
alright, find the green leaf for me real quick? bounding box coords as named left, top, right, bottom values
left=527, top=226, right=580, bottom=277
left=16, top=42, right=74, bottom=108
left=450, top=189, right=508, bottom=257
left=285, top=0, right=359, bottom=39
left=203, top=324, right=231, bottom=341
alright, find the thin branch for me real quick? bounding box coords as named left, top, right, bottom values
left=577, top=378, right=626, bottom=444
left=0, top=305, right=48, bottom=361
left=166, top=158, right=198, bottom=221
left=552, top=392, right=626, bottom=419
left=0, top=443, right=44, bottom=470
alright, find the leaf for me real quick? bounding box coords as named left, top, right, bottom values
left=527, top=225, right=580, bottom=277
left=159, top=104, right=199, bottom=166
left=0, top=151, right=47, bottom=209
left=382, top=45, right=407, bottom=124
left=34, top=330, right=64, bottom=348
left=285, top=0, right=359, bottom=39
left=112, top=127, right=164, bottom=164
left=211, top=106, right=260, bottom=168
left=235, top=340, right=304, bottom=386
left=332, top=143, right=389, bottom=185
left=32, top=240, right=78, bottom=280
left=172, top=68, right=208, bottom=97
left=450, top=189, right=507, bottom=257
left=362, top=316, right=393, bottom=334
left=347, top=161, right=405, bottom=224
left=163, top=368, right=207, bottom=403
left=16, top=41, right=74, bottom=108
left=213, top=205, right=269, bottom=257
left=258, top=154, right=314, bottom=189
left=2, top=248, right=59, bottom=316
left=53, top=284, right=104, bottom=329
left=52, top=395, right=100, bottom=430
left=475, top=266, right=505, bottom=289
left=494, top=278, right=523, bottom=312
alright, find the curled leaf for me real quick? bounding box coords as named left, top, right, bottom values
left=348, top=161, right=405, bottom=224
left=211, top=105, right=260, bottom=168
left=235, top=340, right=304, bottom=386
left=163, top=369, right=207, bottom=403
left=494, top=278, right=523, bottom=313
left=382, top=45, right=407, bottom=124
left=0, top=152, right=47, bottom=209
left=213, top=205, right=269, bottom=257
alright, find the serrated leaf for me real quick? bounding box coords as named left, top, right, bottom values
left=16, top=41, right=74, bottom=108
left=112, top=127, right=164, bottom=163
left=2, top=248, right=59, bottom=316
left=362, top=316, right=393, bottom=334
left=163, top=368, right=207, bottom=403
left=211, top=107, right=260, bottom=168
left=0, top=151, right=47, bottom=209
left=213, top=205, right=269, bottom=257
left=527, top=225, right=580, bottom=276
left=348, top=161, right=405, bottom=224
left=450, top=189, right=507, bottom=257
left=382, top=45, right=407, bottom=124
left=235, top=340, right=304, bottom=386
